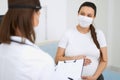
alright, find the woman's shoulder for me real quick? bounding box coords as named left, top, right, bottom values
left=95, top=28, right=105, bottom=36
left=64, top=27, right=76, bottom=36
left=95, top=28, right=107, bottom=47
left=95, top=28, right=103, bottom=32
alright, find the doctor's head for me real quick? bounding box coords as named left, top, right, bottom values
left=0, top=0, right=41, bottom=44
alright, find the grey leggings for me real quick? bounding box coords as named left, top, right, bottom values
left=97, top=74, right=104, bottom=80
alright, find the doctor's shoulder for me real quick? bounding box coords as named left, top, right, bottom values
left=22, top=45, right=55, bottom=66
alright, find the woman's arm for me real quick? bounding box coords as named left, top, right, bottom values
left=82, top=47, right=108, bottom=80
left=55, top=47, right=89, bottom=64
left=93, top=47, right=108, bottom=79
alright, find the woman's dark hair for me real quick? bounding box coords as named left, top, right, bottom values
left=78, top=2, right=97, bottom=16
left=78, top=2, right=103, bottom=59
left=0, top=0, right=41, bottom=44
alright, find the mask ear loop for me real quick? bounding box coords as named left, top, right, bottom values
left=9, top=5, right=42, bottom=10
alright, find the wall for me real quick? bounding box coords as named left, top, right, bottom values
left=47, top=0, right=67, bottom=41
left=107, top=0, right=114, bottom=67
left=66, top=0, right=81, bottom=29
left=36, top=0, right=67, bottom=42
left=110, top=0, right=120, bottom=68
left=105, top=0, right=120, bottom=68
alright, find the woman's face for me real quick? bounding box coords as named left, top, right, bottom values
left=33, top=10, right=40, bottom=27
left=78, top=6, right=95, bottom=18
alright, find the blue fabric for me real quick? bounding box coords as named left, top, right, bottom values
left=103, top=69, right=120, bottom=80
left=39, top=42, right=58, bottom=58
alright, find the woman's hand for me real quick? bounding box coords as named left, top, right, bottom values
left=74, top=55, right=86, bottom=60
left=83, top=57, right=92, bottom=66
left=82, top=76, right=97, bottom=80
left=73, top=55, right=91, bottom=66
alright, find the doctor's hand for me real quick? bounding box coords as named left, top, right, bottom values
left=82, top=76, right=97, bottom=80
left=83, top=57, right=91, bottom=66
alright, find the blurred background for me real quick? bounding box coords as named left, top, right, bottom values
left=0, top=0, right=120, bottom=72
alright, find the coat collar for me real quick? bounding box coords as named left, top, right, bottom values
left=10, top=36, right=39, bottom=49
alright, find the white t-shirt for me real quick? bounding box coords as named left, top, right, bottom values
left=0, top=36, right=55, bottom=80
left=58, top=27, right=107, bottom=76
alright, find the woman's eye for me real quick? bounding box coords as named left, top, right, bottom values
left=87, top=14, right=93, bottom=17
left=80, top=13, right=85, bottom=16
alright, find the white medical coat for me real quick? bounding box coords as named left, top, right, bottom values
left=0, top=36, right=55, bottom=80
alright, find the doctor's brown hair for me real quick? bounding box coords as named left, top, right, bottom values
left=0, top=0, right=41, bottom=44
left=78, top=2, right=103, bottom=60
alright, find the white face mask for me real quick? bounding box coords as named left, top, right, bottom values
left=78, top=15, right=93, bottom=28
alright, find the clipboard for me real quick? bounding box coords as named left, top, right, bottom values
left=55, top=59, right=84, bottom=80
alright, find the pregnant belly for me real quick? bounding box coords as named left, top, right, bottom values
left=82, top=58, right=99, bottom=76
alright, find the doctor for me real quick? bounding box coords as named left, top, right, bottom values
left=0, top=0, right=55, bottom=80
